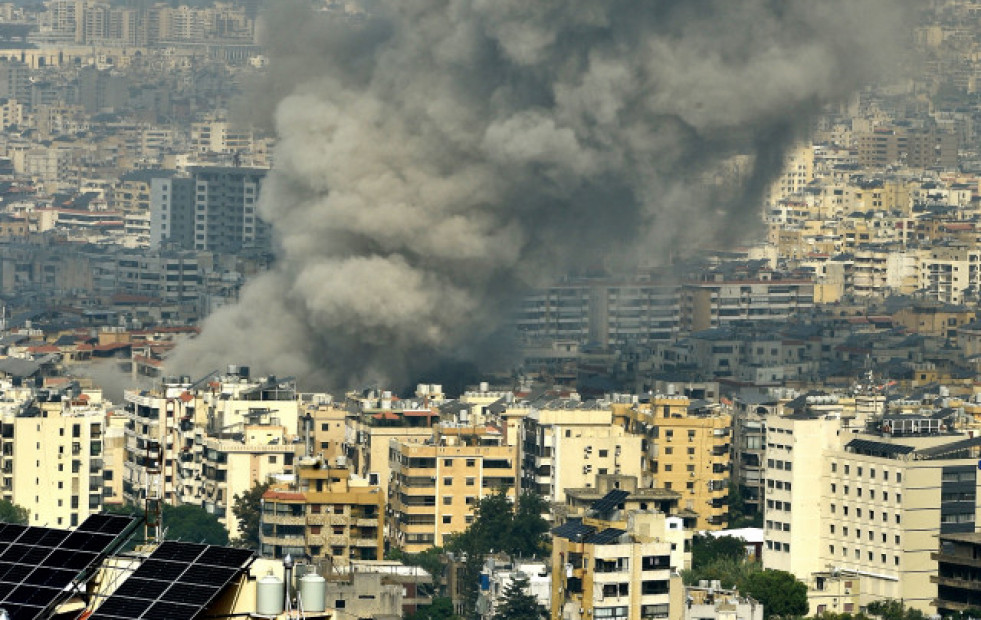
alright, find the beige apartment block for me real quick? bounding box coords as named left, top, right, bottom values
left=551, top=507, right=685, bottom=620
left=305, top=402, right=348, bottom=464
left=521, top=401, right=644, bottom=507
left=764, top=412, right=981, bottom=614
left=344, top=399, right=439, bottom=496
left=388, top=426, right=518, bottom=553
left=177, top=424, right=295, bottom=537
left=562, top=474, right=695, bottom=571
left=5, top=398, right=107, bottom=528
left=632, top=398, right=731, bottom=530
left=260, top=460, right=384, bottom=567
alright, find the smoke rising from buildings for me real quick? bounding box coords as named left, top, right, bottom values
left=168, top=0, right=911, bottom=389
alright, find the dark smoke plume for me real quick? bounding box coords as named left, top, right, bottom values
left=168, top=0, right=912, bottom=389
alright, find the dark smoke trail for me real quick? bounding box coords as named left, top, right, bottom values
left=167, top=0, right=912, bottom=389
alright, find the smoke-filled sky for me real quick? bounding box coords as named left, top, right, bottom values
left=167, top=0, right=912, bottom=390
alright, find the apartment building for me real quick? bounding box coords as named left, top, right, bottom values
left=260, top=459, right=384, bottom=567
left=1, top=393, right=108, bottom=528
left=856, top=126, right=957, bottom=169
left=516, top=277, right=680, bottom=348
left=550, top=496, right=684, bottom=620
left=521, top=399, right=644, bottom=507
left=680, top=276, right=814, bottom=332
left=343, top=392, right=440, bottom=496
left=388, top=425, right=519, bottom=553
left=916, top=246, right=981, bottom=304
left=617, top=396, right=731, bottom=530
left=123, top=370, right=300, bottom=512
left=562, top=475, right=694, bottom=570
left=176, top=423, right=295, bottom=536
left=934, top=532, right=981, bottom=615
left=150, top=166, right=269, bottom=253
left=764, top=412, right=981, bottom=613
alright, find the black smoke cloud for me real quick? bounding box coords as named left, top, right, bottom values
left=168, top=0, right=912, bottom=389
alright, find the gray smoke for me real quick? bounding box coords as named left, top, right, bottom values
left=168, top=0, right=912, bottom=389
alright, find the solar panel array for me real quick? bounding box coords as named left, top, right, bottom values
left=552, top=518, right=627, bottom=545
left=88, top=541, right=254, bottom=620
left=589, top=489, right=629, bottom=517
left=0, top=513, right=138, bottom=620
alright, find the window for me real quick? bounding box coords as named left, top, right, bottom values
left=442, top=515, right=451, bottom=524
left=443, top=477, right=452, bottom=485
left=466, top=459, right=476, bottom=467
left=466, top=477, right=475, bottom=486
left=443, top=496, right=452, bottom=505
left=832, top=462, right=837, bottom=473
left=599, top=450, right=608, bottom=458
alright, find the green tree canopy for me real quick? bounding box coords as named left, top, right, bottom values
left=407, top=596, right=459, bottom=620
left=105, top=502, right=229, bottom=546
left=445, top=489, right=549, bottom=558
left=386, top=546, right=445, bottom=595
left=681, top=556, right=760, bottom=590
left=741, top=569, right=808, bottom=620
left=691, top=534, right=747, bottom=569
left=866, top=600, right=927, bottom=620
left=490, top=574, right=547, bottom=620
left=162, top=504, right=229, bottom=545
left=0, top=499, right=28, bottom=525
left=443, top=488, right=549, bottom=620
left=231, top=480, right=270, bottom=549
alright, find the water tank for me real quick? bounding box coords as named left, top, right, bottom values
left=480, top=381, right=489, bottom=392
left=299, top=573, right=327, bottom=613
left=256, top=573, right=285, bottom=617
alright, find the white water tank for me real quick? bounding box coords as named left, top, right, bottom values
left=299, top=573, right=327, bottom=613
left=256, top=573, right=285, bottom=617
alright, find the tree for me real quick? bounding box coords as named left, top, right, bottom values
left=691, top=534, right=747, bottom=569
left=0, top=499, right=28, bottom=525
left=682, top=556, right=760, bottom=590
left=104, top=502, right=229, bottom=546
left=387, top=546, right=446, bottom=594
left=866, top=600, right=927, bottom=620
left=728, top=481, right=763, bottom=528
left=162, top=504, right=229, bottom=545
left=741, top=569, right=808, bottom=620
left=443, top=488, right=549, bottom=620
left=231, top=480, right=270, bottom=549
left=407, top=596, right=459, bottom=620
left=491, top=574, right=546, bottom=620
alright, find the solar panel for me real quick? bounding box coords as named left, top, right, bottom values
left=0, top=512, right=139, bottom=620
left=552, top=518, right=597, bottom=542
left=88, top=541, right=255, bottom=620
left=589, top=489, right=630, bottom=516
left=585, top=528, right=627, bottom=545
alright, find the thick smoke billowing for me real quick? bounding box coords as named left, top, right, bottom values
left=168, top=0, right=911, bottom=389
